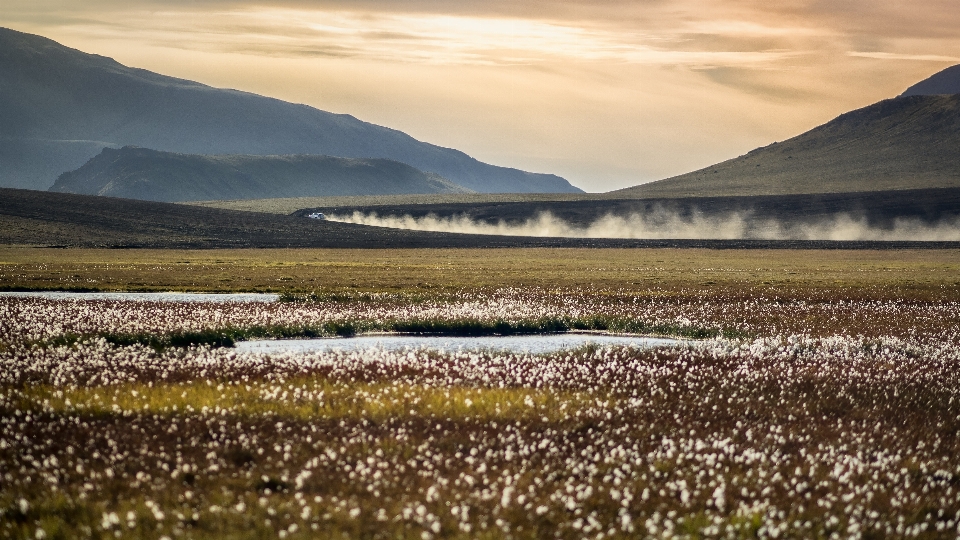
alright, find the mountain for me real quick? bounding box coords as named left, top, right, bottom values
left=614, top=93, right=960, bottom=198
left=902, top=64, right=960, bottom=97
left=50, top=147, right=472, bottom=202
left=0, top=27, right=581, bottom=194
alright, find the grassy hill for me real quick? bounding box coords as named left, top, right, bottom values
left=0, top=27, right=580, bottom=194
left=50, top=147, right=472, bottom=202
left=616, top=94, right=960, bottom=198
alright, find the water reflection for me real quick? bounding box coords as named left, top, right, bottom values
left=236, top=334, right=681, bottom=355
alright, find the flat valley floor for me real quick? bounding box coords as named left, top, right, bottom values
left=3, top=247, right=960, bottom=539
left=3, top=247, right=960, bottom=300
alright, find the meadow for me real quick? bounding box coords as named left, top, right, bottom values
left=3, top=247, right=960, bottom=539
left=3, top=247, right=960, bottom=300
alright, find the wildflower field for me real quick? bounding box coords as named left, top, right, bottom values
left=3, top=247, right=960, bottom=539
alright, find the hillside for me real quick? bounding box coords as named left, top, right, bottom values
left=0, top=187, right=485, bottom=249
left=0, top=27, right=580, bottom=194
left=50, top=147, right=472, bottom=202
left=188, top=193, right=590, bottom=214
left=902, top=64, right=960, bottom=96
left=615, top=93, right=960, bottom=198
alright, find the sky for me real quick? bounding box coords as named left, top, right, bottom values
left=4, top=1, right=960, bottom=192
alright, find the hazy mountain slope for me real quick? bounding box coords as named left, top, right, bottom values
left=0, top=27, right=580, bottom=194
left=615, top=94, right=960, bottom=198
left=50, top=147, right=472, bottom=202
left=902, top=64, right=960, bottom=97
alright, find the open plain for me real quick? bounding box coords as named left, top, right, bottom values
left=3, top=247, right=960, bottom=300
left=3, top=247, right=960, bottom=539
left=4, top=6, right=960, bottom=540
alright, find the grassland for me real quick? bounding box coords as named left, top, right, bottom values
left=3, top=247, right=960, bottom=301
left=3, top=247, right=960, bottom=539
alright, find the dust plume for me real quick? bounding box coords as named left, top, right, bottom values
left=328, top=209, right=960, bottom=241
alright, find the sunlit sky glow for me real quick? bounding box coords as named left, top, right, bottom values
left=4, top=1, right=960, bottom=191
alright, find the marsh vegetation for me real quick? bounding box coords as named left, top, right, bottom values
left=3, top=248, right=960, bottom=538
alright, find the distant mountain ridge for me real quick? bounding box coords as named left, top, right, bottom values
left=616, top=93, right=960, bottom=198
left=901, top=64, right=960, bottom=97
left=50, top=147, right=473, bottom=202
left=0, top=27, right=581, bottom=194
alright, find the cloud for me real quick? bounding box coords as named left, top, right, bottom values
left=848, top=52, right=960, bottom=62
left=4, top=6, right=810, bottom=68
left=8, top=1, right=960, bottom=69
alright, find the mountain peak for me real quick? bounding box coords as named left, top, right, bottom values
left=901, top=64, right=960, bottom=97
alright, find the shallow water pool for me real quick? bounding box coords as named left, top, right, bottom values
left=235, top=334, right=681, bottom=355
left=0, top=291, right=280, bottom=303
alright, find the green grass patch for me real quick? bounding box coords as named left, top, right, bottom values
left=17, top=378, right=593, bottom=424
left=33, top=315, right=738, bottom=352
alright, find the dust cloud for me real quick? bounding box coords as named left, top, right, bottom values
left=328, top=210, right=960, bottom=241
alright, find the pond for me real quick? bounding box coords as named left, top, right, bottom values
left=0, top=291, right=280, bottom=303
left=235, top=334, right=682, bottom=355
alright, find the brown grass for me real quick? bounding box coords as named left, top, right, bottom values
left=3, top=247, right=960, bottom=301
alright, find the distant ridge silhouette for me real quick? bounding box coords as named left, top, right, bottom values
left=50, top=147, right=473, bottom=202
left=0, top=27, right=581, bottom=195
